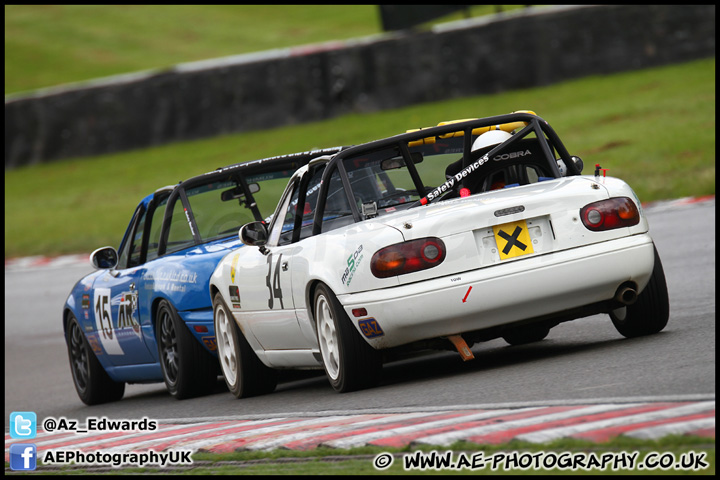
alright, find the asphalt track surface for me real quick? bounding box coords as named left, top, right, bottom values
left=4, top=197, right=715, bottom=460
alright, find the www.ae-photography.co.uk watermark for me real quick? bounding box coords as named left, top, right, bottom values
left=373, top=449, right=710, bottom=472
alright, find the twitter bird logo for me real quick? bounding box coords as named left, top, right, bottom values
left=10, top=412, right=37, bottom=439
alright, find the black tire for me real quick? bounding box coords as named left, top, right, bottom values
left=610, top=244, right=670, bottom=338
left=213, top=293, right=277, bottom=398
left=313, top=283, right=382, bottom=392
left=156, top=299, right=217, bottom=399
left=65, top=313, right=125, bottom=405
left=502, top=325, right=550, bottom=346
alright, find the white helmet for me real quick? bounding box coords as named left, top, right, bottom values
left=472, top=129, right=512, bottom=152
left=556, top=158, right=567, bottom=176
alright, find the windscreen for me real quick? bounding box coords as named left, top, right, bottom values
left=340, top=135, right=464, bottom=214
left=165, top=168, right=296, bottom=253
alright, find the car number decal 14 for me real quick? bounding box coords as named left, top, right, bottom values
left=493, top=220, right=534, bottom=260
left=266, top=253, right=284, bottom=309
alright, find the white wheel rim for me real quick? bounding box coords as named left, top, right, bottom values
left=215, top=303, right=238, bottom=386
left=316, top=293, right=340, bottom=380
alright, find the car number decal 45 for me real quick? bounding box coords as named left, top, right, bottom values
left=93, top=288, right=124, bottom=355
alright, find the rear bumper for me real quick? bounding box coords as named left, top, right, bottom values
left=339, top=234, right=655, bottom=349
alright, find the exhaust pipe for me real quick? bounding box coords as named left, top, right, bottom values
left=614, top=285, right=638, bottom=305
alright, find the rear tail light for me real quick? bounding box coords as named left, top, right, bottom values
left=371, top=237, right=446, bottom=278
left=580, top=197, right=640, bottom=231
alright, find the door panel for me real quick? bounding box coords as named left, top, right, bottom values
left=231, top=245, right=311, bottom=350
left=92, top=268, right=155, bottom=364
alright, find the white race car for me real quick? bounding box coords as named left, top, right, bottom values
left=209, top=111, right=669, bottom=397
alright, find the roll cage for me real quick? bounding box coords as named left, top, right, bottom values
left=114, top=147, right=345, bottom=265
left=310, top=112, right=580, bottom=237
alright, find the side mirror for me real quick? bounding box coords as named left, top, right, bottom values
left=571, top=156, right=584, bottom=173
left=239, top=221, right=268, bottom=247
left=91, top=246, right=118, bottom=270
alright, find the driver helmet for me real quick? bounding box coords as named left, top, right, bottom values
left=472, top=130, right=513, bottom=190
left=472, top=129, right=512, bottom=152
left=556, top=158, right=567, bottom=176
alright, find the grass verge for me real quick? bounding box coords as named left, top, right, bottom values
left=4, top=58, right=715, bottom=259
left=4, top=5, right=517, bottom=95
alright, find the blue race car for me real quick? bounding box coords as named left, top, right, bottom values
left=63, top=147, right=343, bottom=404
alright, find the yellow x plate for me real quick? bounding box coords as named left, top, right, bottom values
left=493, top=220, right=534, bottom=260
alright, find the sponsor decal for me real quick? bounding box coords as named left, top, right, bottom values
left=423, top=149, right=530, bottom=203
left=148, top=269, right=198, bottom=293
left=290, top=181, right=322, bottom=209
left=87, top=335, right=104, bottom=355
left=358, top=318, right=384, bottom=338
left=202, top=337, right=218, bottom=351
left=425, top=154, right=491, bottom=202
left=81, top=294, right=90, bottom=309
left=491, top=149, right=531, bottom=162
left=341, top=245, right=364, bottom=286
left=230, top=254, right=240, bottom=283
left=155, top=270, right=198, bottom=284
left=117, top=291, right=141, bottom=335
left=183, top=207, right=195, bottom=237
left=212, top=147, right=342, bottom=175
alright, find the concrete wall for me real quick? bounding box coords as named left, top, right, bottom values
left=4, top=4, right=715, bottom=169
